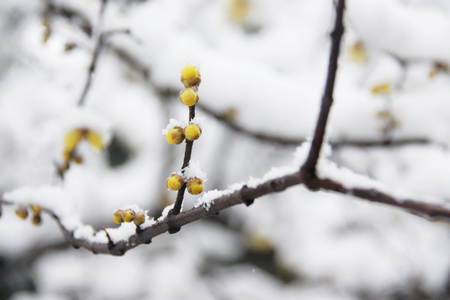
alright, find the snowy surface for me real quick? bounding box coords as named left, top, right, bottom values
left=1, top=0, right=450, bottom=299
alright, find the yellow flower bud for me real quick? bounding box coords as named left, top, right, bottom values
left=113, top=209, right=124, bottom=224
left=371, top=83, right=391, bottom=95
left=166, top=173, right=184, bottom=191
left=122, top=209, right=135, bottom=223
left=180, top=87, right=199, bottom=107
left=42, top=18, right=50, bottom=43
left=30, top=204, right=41, bottom=215
left=180, top=63, right=201, bottom=87
left=184, top=124, right=202, bottom=141
left=32, top=214, right=42, bottom=226
left=86, top=130, right=103, bottom=150
left=15, top=206, right=28, bottom=220
left=166, top=126, right=185, bottom=144
left=228, top=0, right=251, bottom=26
left=64, top=129, right=84, bottom=152
left=348, top=41, right=368, bottom=63
left=248, top=233, right=273, bottom=254
left=186, top=178, right=203, bottom=195
left=134, top=212, right=146, bottom=226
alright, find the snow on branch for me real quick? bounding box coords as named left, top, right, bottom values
left=3, top=149, right=450, bottom=256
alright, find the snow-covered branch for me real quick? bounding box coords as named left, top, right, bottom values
left=3, top=151, right=450, bottom=256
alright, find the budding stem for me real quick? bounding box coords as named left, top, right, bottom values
left=172, top=105, right=196, bottom=216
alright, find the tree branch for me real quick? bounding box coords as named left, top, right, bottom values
left=4, top=165, right=449, bottom=256
left=300, top=0, right=345, bottom=179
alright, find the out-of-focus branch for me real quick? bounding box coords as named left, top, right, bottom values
left=196, top=103, right=304, bottom=145
left=300, top=0, right=345, bottom=181
left=77, top=0, right=108, bottom=106
left=198, top=103, right=434, bottom=148
left=44, top=0, right=93, bottom=37
left=107, top=44, right=433, bottom=149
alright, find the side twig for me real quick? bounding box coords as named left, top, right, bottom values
left=300, top=0, right=345, bottom=182
left=78, top=0, right=108, bottom=106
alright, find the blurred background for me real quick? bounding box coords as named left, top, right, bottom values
left=1, top=0, right=450, bottom=299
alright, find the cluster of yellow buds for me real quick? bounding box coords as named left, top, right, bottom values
left=15, top=204, right=42, bottom=226
left=59, top=128, right=103, bottom=174
left=164, top=63, right=206, bottom=197
left=113, top=208, right=146, bottom=226
left=166, top=173, right=204, bottom=195
left=165, top=123, right=202, bottom=144
left=165, top=63, right=203, bottom=145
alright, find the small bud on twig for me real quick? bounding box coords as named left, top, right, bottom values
left=32, top=214, right=42, bottom=226
left=113, top=209, right=124, bottom=224
left=122, top=209, right=136, bottom=223
left=186, top=178, right=204, bottom=195
left=180, top=87, right=199, bottom=107
left=166, top=174, right=184, bottom=191
left=180, top=63, right=201, bottom=88
left=166, top=126, right=185, bottom=144
left=30, top=204, right=42, bottom=215
left=15, top=206, right=28, bottom=220
left=134, top=212, right=146, bottom=226
left=184, top=124, right=202, bottom=141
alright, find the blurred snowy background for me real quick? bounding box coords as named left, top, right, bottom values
left=1, top=0, right=450, bottom=299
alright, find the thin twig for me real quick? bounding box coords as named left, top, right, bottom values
left=300, top=0, right=345, bottom=180
left=78, top=35, right=103, bottom=106
left=77, top=0, right=108, bottom=106
left=169, top=100, right=198, bottom=232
